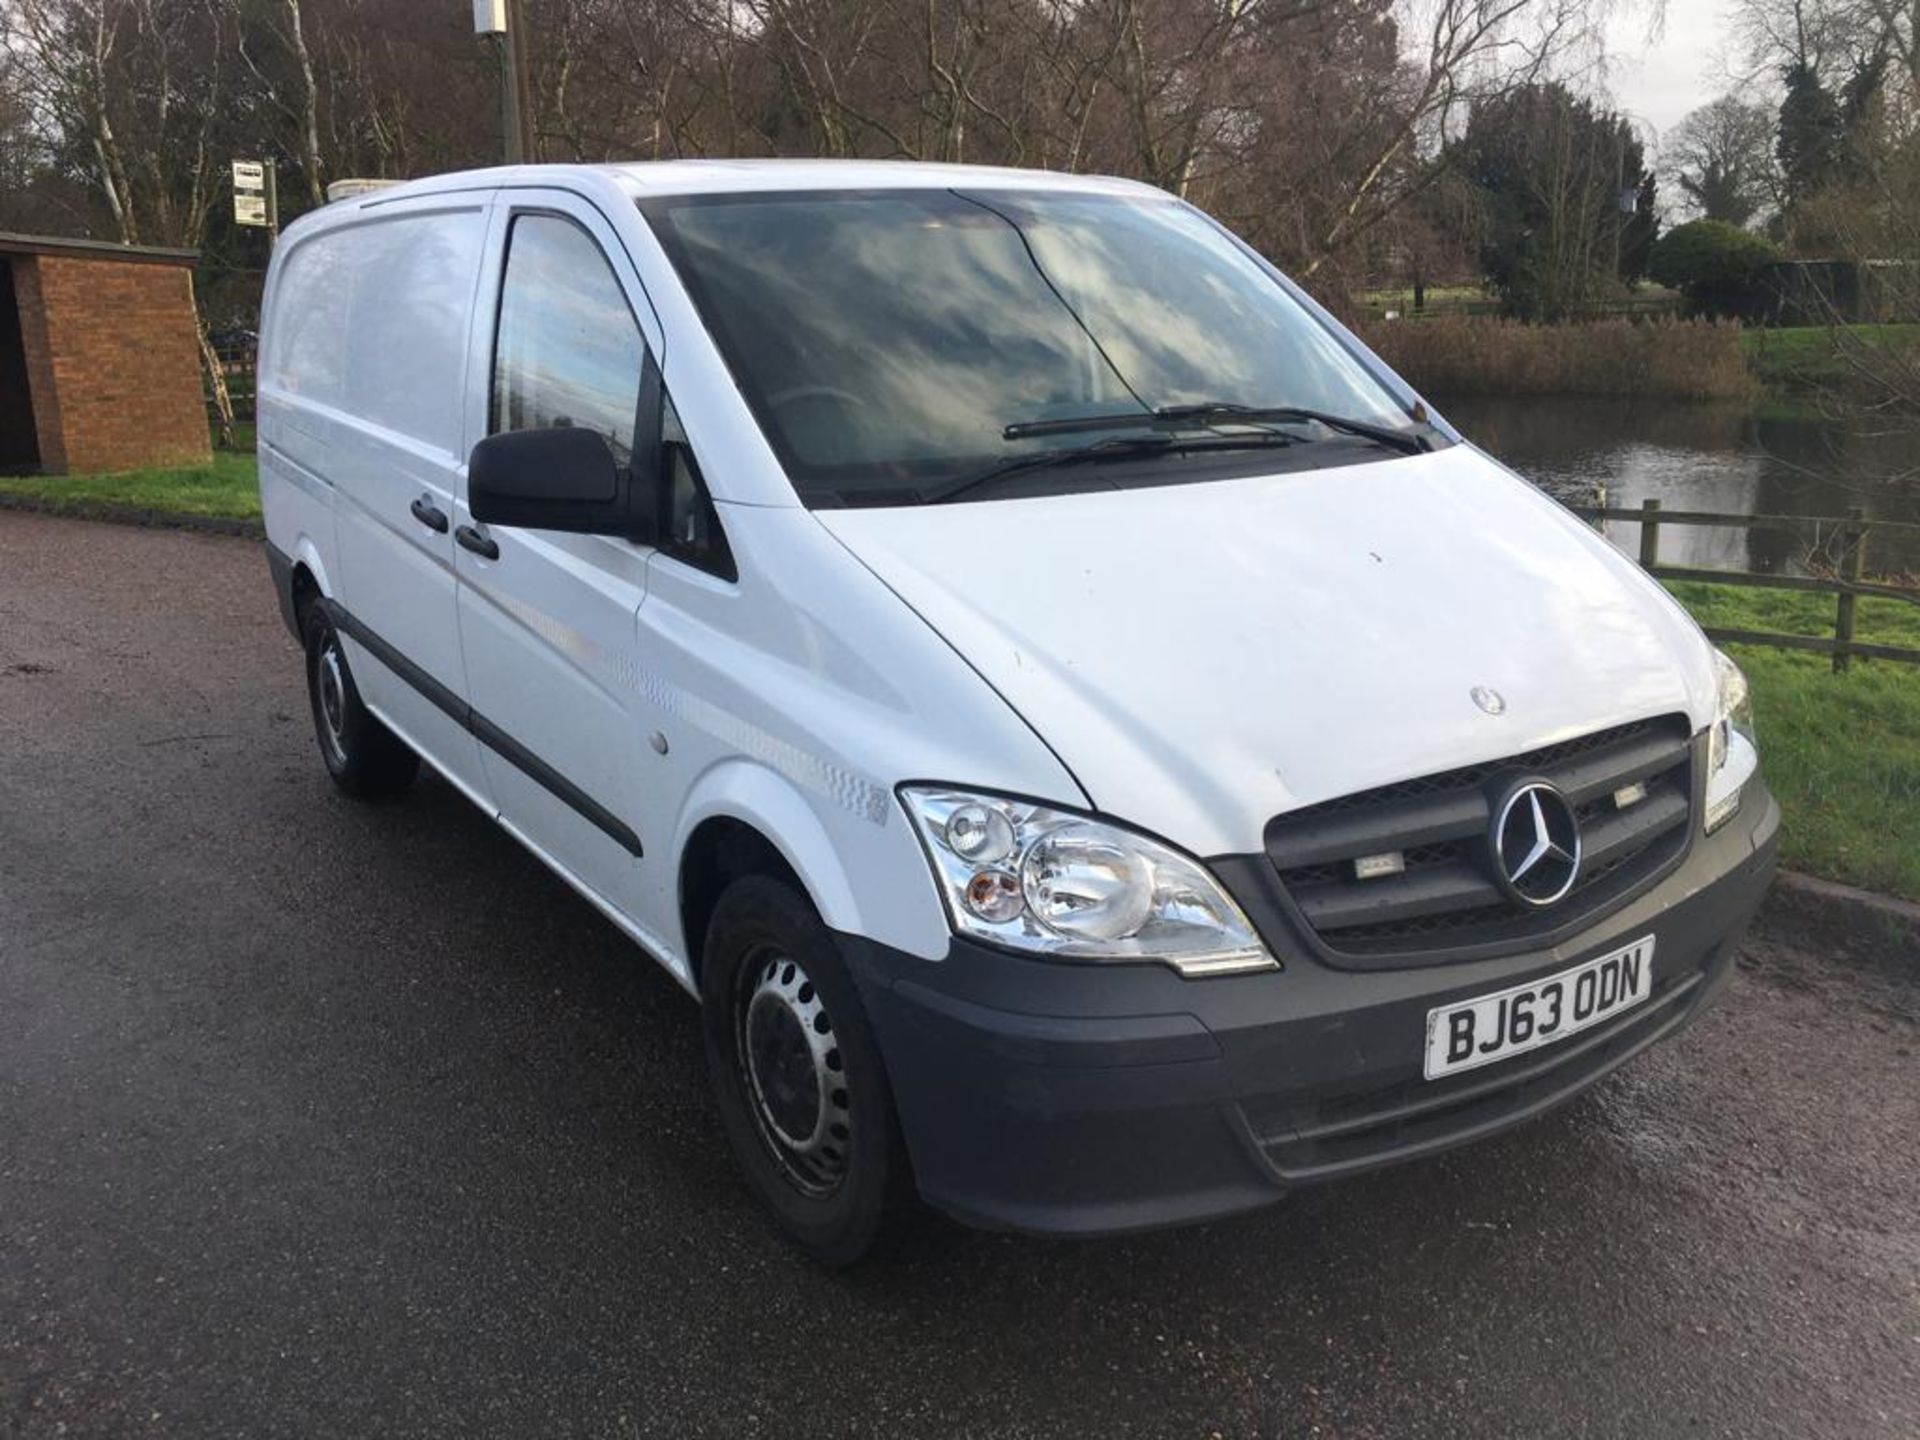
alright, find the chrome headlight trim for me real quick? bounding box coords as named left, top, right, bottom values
left=899, top=786, right=1277, bottom=977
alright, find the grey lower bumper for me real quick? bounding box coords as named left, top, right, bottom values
left=845, top=786, right=1780, bottom=1236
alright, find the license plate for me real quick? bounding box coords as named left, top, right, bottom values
left=1423, top=936, right=1655, bottom=1081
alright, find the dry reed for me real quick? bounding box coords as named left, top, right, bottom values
left=1358, top=316, right=1759, bottom=402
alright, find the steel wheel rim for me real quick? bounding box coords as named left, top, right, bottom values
left=316, top=638, right=349, bottom=765
left=736, top=946, right=851, bottom=1198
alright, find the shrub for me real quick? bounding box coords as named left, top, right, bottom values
left=1647, top=220, right=1780, bottom=318
left=1358, top=315, right=1758, bottom=401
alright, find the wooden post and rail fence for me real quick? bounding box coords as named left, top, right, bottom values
left=1569, top=499, right=1920, bottom=671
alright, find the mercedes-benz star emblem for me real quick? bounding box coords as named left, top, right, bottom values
left=1490, top=780, right=1582, bottom=907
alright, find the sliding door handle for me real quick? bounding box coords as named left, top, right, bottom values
left=454, top=523, right=500, bottom=561
left=409, top=496, right=449, bottom=533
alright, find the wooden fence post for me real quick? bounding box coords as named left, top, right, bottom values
left=1834, top=506, right=1866, bottom=674
left=1638, top=498, right=1662, bottom=569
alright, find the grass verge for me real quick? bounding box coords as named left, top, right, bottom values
left=0, top=450, right=260, bottom=522
left=1668, top=580, right=1920, bottom=902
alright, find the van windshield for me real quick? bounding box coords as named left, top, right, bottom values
left=638, top=189, right=1422, bottom=507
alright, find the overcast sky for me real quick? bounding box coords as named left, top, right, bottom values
left=1604, top=0, right=1740, bottom=142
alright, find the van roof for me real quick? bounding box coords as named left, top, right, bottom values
left=331, top=158, right=1161, bottom=209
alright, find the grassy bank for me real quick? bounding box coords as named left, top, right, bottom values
left=1362, top=316, right=1758, bottom=401
left=1668, top=581, right=1920, bottom=902
left=0, top=450, right=260, bottom=521
left=1739, top=323, right=1920, bottom=393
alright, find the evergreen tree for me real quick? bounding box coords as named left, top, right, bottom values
left=1777, top=61, right=1845, bottom=205
left=1449, top=83, right=1658, bottom=320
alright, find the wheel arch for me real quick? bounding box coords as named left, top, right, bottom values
left=288, top=535, right=334, bottom=623
left=674, top=761, right=870, bottom=985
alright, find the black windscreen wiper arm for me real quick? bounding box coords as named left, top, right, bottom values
left=924, top=435, right=1174, bottom=505
left=1004, top=402, right=1431, bottom=455
left=924, top=430, right=1297, bottom=505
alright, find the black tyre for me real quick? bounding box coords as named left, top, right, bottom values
left=701, top=875, right=909, bottom=1265
left=302, top=604, right=420, bottom=799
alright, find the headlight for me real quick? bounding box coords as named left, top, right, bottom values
left=899, top=787, right=1276, bottom=977
left=1705, top=649, right=1758, bottom=833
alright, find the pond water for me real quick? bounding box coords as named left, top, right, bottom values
left=1441, top=395, right=1920, bottom=579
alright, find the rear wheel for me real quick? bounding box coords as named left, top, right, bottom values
left=302, top=604, right=419, bottom=799
left=701, top=875, right=908, bottom=1264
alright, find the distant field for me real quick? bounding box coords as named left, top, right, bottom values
left=1353, top=284, right=1494, bottom=315
left=1351, top=283, right=1684, bottom=321
left=1738, top=323, right=1920, bottom=390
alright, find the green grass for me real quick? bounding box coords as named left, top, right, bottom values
left=1740, top=323, right=1920, bottom=391
left=0, top=450, right=260, bottom=521
left=1668, top=580, right=1920, bottom=901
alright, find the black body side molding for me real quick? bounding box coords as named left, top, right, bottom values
left=313, top=593, right=644, bottom=858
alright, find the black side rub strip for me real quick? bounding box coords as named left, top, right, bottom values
left=319, top=597, right=643, bottom=858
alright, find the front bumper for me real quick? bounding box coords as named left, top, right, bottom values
left=843, top=785, right=1779, bottom=1236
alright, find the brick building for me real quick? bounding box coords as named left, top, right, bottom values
left=0, top=233, right=211, bottom=476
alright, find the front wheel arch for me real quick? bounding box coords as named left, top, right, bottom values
left=670, top=762, right=877, bottom=980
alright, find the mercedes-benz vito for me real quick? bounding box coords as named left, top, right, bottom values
left=259, top=160, right=1778, bottom=1262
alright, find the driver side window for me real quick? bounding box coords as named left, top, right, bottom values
left=492, top=213, right=644, bottom=465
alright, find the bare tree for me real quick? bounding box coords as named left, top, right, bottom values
left=2, top=0, right=233, bottom=244
left=1666, top=93, right=1779, bottom=226
left=1297, top=0, right=1605, bottom=276
left=0, top=0, right=1665, bottom=297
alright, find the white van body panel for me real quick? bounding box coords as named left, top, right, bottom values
left=451, top=189, right=660, bottom=919
left=818, top=442, right=1718, bottom=858
left=263, top=192, right=495, bottom=800
left=634, top=503, right=1092, bottom=965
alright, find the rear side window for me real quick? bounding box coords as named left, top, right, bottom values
left=491, top=214, right=644, bottom=464
left=343, top=211, right=485, bottom=451
left=265, top=208, right=484, bottom=456
left=265, top=231, right=353, bottom=406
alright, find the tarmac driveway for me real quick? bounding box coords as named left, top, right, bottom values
left=1, top=511, right=1915, bottom=1439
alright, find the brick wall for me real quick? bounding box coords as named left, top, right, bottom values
left=12, top=253, right=211, bottom=475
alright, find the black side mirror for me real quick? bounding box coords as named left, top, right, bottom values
left=468, top=426, right=657, bottom=541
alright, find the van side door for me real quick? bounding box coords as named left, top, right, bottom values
left=325, top=196, right=492, bottom=803
left=451, top=194, right=661, bottom=920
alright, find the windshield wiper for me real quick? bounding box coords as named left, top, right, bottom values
left=924, top=430, right=1296, bottom=505
left=1004, top=402, right=1432, bottom=455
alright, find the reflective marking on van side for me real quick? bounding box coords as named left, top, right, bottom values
left=637, top=670, right=892, bottom=827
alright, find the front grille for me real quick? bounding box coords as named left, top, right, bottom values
left=1265, top=716, right=1696, bottom=965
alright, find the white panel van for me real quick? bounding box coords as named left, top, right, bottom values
left=260, top=162, right=1777, bottom=1262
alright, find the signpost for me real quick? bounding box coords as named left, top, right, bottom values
left=232, top=158, right=278, bottom=244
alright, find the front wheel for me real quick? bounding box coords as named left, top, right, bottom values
left=701, top=875, right=909, bottom=1265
